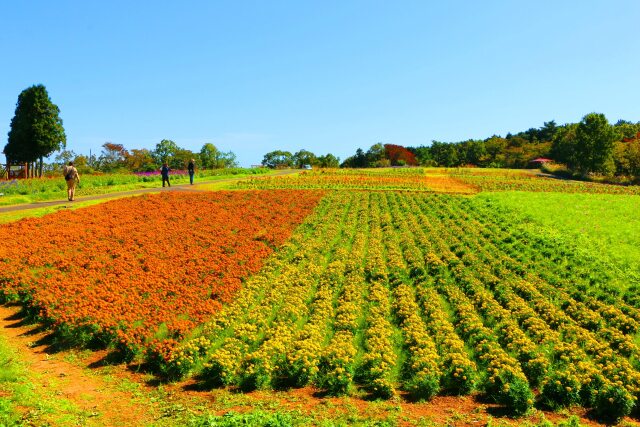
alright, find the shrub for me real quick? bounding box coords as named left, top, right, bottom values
left=238, top=358, right=271, bottom=391
left=54, top=322, right=105, bottom=349
left=556, top=416, right=583, bottom=427
left=498, top=376, right=535, bottom=416
left=440, top=363, right=476, bottom=395
left=593, top=385, right=635, bottom=423
left=271, top=357, right=315, bottom=388
left=406, top=372, right=440, bottom=401
left=369, top=377, right=395, bottom=399
left=520, top=352, right=549, bottom=388
left=315, top=359, right=353, bottom=396
left=540, top=372, right=581, bottom=410
left=200, top=360, right=232, bottom=388
left=485, top=369, right=534, bottom=416
left=578, top=372, right=607, bottom=408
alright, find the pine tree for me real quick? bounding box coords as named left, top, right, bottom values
left=5, top=84, right=66, bottom=177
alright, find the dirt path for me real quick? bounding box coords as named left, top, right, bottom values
left=0, top=304, right=154, bottom=426
left=0, top=169, right=297, bottom=214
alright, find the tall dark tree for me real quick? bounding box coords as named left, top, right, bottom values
left=550, top=124, right=579, bottom=169
left=539, top=120, right=558, bottom=141
left=483, top=136, right=507, bottom=167
left=5, top=84, right=66, bottom=177
left=407, top=146, right=434, bottom=166
left=613, top=120, right=640, bottom=141
left=54, top=149, right=77, bottom=167
left=340, top=148, right=365, bottom=168
left=575, top=113, right=615, bottom=175
left=171, top=148, right=196, bottom=169
left=317, top=153, right=340, bottom=168
left=366, top=143, right=386, bottom=167
left=430, top=141, right=460, bottom=167
left=125, top=148, right=156, bottom=172
left=459, top=140, right=486, bottom=165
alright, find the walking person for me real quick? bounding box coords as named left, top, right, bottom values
left=188, top=158, right=195, bottom=185
left=161, top=162, right=171, bottom=187
left=63, top=161, right=80, bottom=201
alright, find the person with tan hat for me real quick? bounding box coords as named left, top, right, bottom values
left=63, top=161, right=80, bottom=201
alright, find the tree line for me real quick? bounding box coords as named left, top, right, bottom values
left=3, top=85, right=238, bottom=176
left=261, top=144, right=418, bottom=169
left=330, top=113, right=640, bottom=178
left=54, top=140, right=237, bottom=174
left=261, top=149, right=340, bottom=169
left=408, top=113, right=640, bottom=177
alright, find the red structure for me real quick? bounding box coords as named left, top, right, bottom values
left=529, top=157, right=553, bottom=166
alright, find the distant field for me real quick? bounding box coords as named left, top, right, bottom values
left=452, top=169, right=640, bottom=195
left=239, top=167, right=640, bottom=196
left=479, top=192, right=640, bottom=278
left=238, top=168, right=477, bottom=193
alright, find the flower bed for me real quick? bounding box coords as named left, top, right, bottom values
left=0, top=190, right=323, bottom=359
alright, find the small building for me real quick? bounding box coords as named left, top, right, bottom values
left=529, top=157, right=553, bottom=167
left=5, top=160, right=30, bottom=179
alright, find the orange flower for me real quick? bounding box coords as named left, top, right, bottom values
left=0, top=190, right=323, bottom=357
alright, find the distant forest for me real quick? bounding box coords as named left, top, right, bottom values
left=338, top=113, right=640, bottom=179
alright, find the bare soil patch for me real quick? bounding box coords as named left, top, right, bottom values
left=0, top=304, right=152, bottom=426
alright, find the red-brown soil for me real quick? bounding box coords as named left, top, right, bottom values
left=0, top=304, right=153, bottom=426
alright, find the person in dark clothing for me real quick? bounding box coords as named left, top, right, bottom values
left=187, top=159, right=195, bottom=185
left=161, top=162, right=171, bottom=187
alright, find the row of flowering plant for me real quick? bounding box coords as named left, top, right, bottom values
left=154, top=190, right=640, bottom=422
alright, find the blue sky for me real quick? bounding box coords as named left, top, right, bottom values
left=1, top=1, right=639, bottom=167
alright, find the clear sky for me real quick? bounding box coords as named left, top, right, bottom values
left=1, top=1, right=639, bottom=167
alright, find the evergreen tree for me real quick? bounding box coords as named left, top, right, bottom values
left=5, top=84, right=66, bottom=177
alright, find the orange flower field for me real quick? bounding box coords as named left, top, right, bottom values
left=0, top=190, right=323, bottom=359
